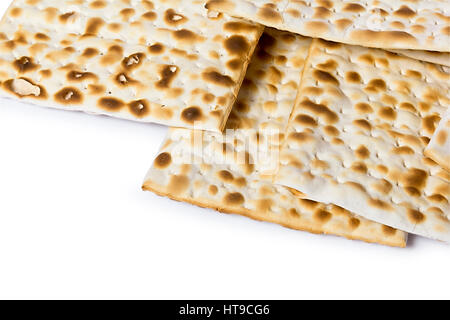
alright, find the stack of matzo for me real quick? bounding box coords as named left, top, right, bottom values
left=0, top=0, right=262, bottom=131
left=143, top=28, right=407, bottom=247
left=0, top=1, right=448, bottom=246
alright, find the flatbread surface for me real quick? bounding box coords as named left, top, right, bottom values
left=275, top=39, right=450, bottom=242
left=143, top=29, right=407, bottom=247
left=206, top=0, right=450, bottom=52
left=0, top=0, right=263, bottom=131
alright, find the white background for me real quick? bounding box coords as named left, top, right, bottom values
left=0, top=1, right=449, bottom=300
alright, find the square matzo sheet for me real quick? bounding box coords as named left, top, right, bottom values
left=143, top=29, right=407, bottom=247
left=275, top=39, right=450, bottom=242
left=0, top=0, right=263, bottom=132
left=206, top=0, right=450, bottom=52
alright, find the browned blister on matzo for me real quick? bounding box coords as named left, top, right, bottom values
left=143, top=29, right=407, bottom=247
left=0, top=0, right=263, bottom=132
left=275, top=39, right=450, bottom=242
left=425, top=110, right=450, bottom=172
left=206, top=0, right=450, bottom=52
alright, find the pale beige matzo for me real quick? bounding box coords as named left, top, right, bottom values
left=0, top=0, right=263, bottom=132
left=206, top=0, right=450, bottom=52
left=425, top=110, right=450, bottom=172
left=275, top=39, right=450, bottom=242
left=143, top=29, right=407, bottom=247
left=390, top=50, right=450, bottom=67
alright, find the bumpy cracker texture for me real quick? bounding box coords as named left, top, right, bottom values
left=143, top=30, right=407, bottom=247
left=0, top=0, right=263, bottom=132
left=206, top=0, right=450, bottom=52
left=426, top=110, right=450, bottom=172
left=276, top=39, right=450, bottom=242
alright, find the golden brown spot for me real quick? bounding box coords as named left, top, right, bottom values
left=288, top=208, right=300, bottom=218
left=400, top=168, right=428, bottom=191
left=335, top=18, right=353, bottom=30
left=394, top=6, right=416, bottom=18
left=399, top=102, right=416, bottom=113
left=234, top=177, right=247, bottom=188
left=181, top=107, right=203, bottom=124
left=378, top=107, right=397, bottom=121
left=202, top=70, right=234, bottom=87
left=295, top=114, right=318, bottom=127
left=209, top=185, right=218, bottom=196
left=366, top=79, right=387, bottom=93
left=223, top=22, right=259, bottom=33
left=119, top=8, right=135, bottom=21
left=368, top=198, right=393, bottom=211
left=382, top=225, right=397, bottom=236
left=67, top=71, right=97, bottom=82
left=299, top=99, right=338, bottom=124
left=87, top=84, right=105, bottom=95
left=168, top=175, right=189, bottom=194
left=164, top=9, right=186, bottom=25
left=422, top=115, right=441, bottom=134
left=436, top=130, right=448, bottom=146
left=305, top=21, right=329, bottom=34
left=10, top=7, right=22, bottom=17
left=317, top=59, right=338, bottom=71
left=343, top=3, right=365, bottom=12
left=289, top=132, right=314, bottom=144
left=224, top=35, right=250, bottom=55
left=90, top=1, right=106, bottom=9
left=154, top=152, right=172, bottom=169
left=224, top=192, right=245, bottom=206
left=355, top=145, right=370, bottom=159
left=218, top=170, right=234, bottom=182
left=349, top=218, right=360, bottom=229
left=314, top=209, right=332, bottom=224
left=142, top=11, right=157, bottom=20
left=257, top=199, right=273, bottom=213
left=85, top=17, right=105, bottom=35
left=313, top=6, right=331, bottom=19
left=323, top=125, right=340, bottom=136
left=59, top=12, right=75, bottom=23
left=98, top=97, right=125, bottom=111
left=353, top=119, right=372, bottom=131
left=156, top=65, right=178, bottom=89
left=203, top=93, right=216, bottom=104
left=313, top=70, right=339, bottom=85
left=3, top=78, right=47, bottom=99
left=372, top=179, right=393, bottom=195
left=149, top=43, right=164, bottom=54
left=404, top=187, right=421, bottom=197
left=355, top=102, right=373, bottom=114
left=128, top=100, right=150, bottom=118
left=345, top=71, right=362, bottom=83
left=428, top=194, right=448, bottom=204
left=13, top=56, right=38, bottom=73
left=392, top=146, right=414, bottom=155
left=35, top=33, right=50, bottom=41
left=257, top=6, right=282, bottom=24
left=407, top=209, right=426, bottom=224
left=122, top=53, right=145, bottom=70
left=311, top=159, right=329, bottom=170
left=54, top=87, right=83, bottom=105
left=351, top=162, right=368, bottom=174
left=173, top=29, right=198, bottom=42
left=226, top=59, right=242, bottom=71
left=82, top=48, right=99, bottom=58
